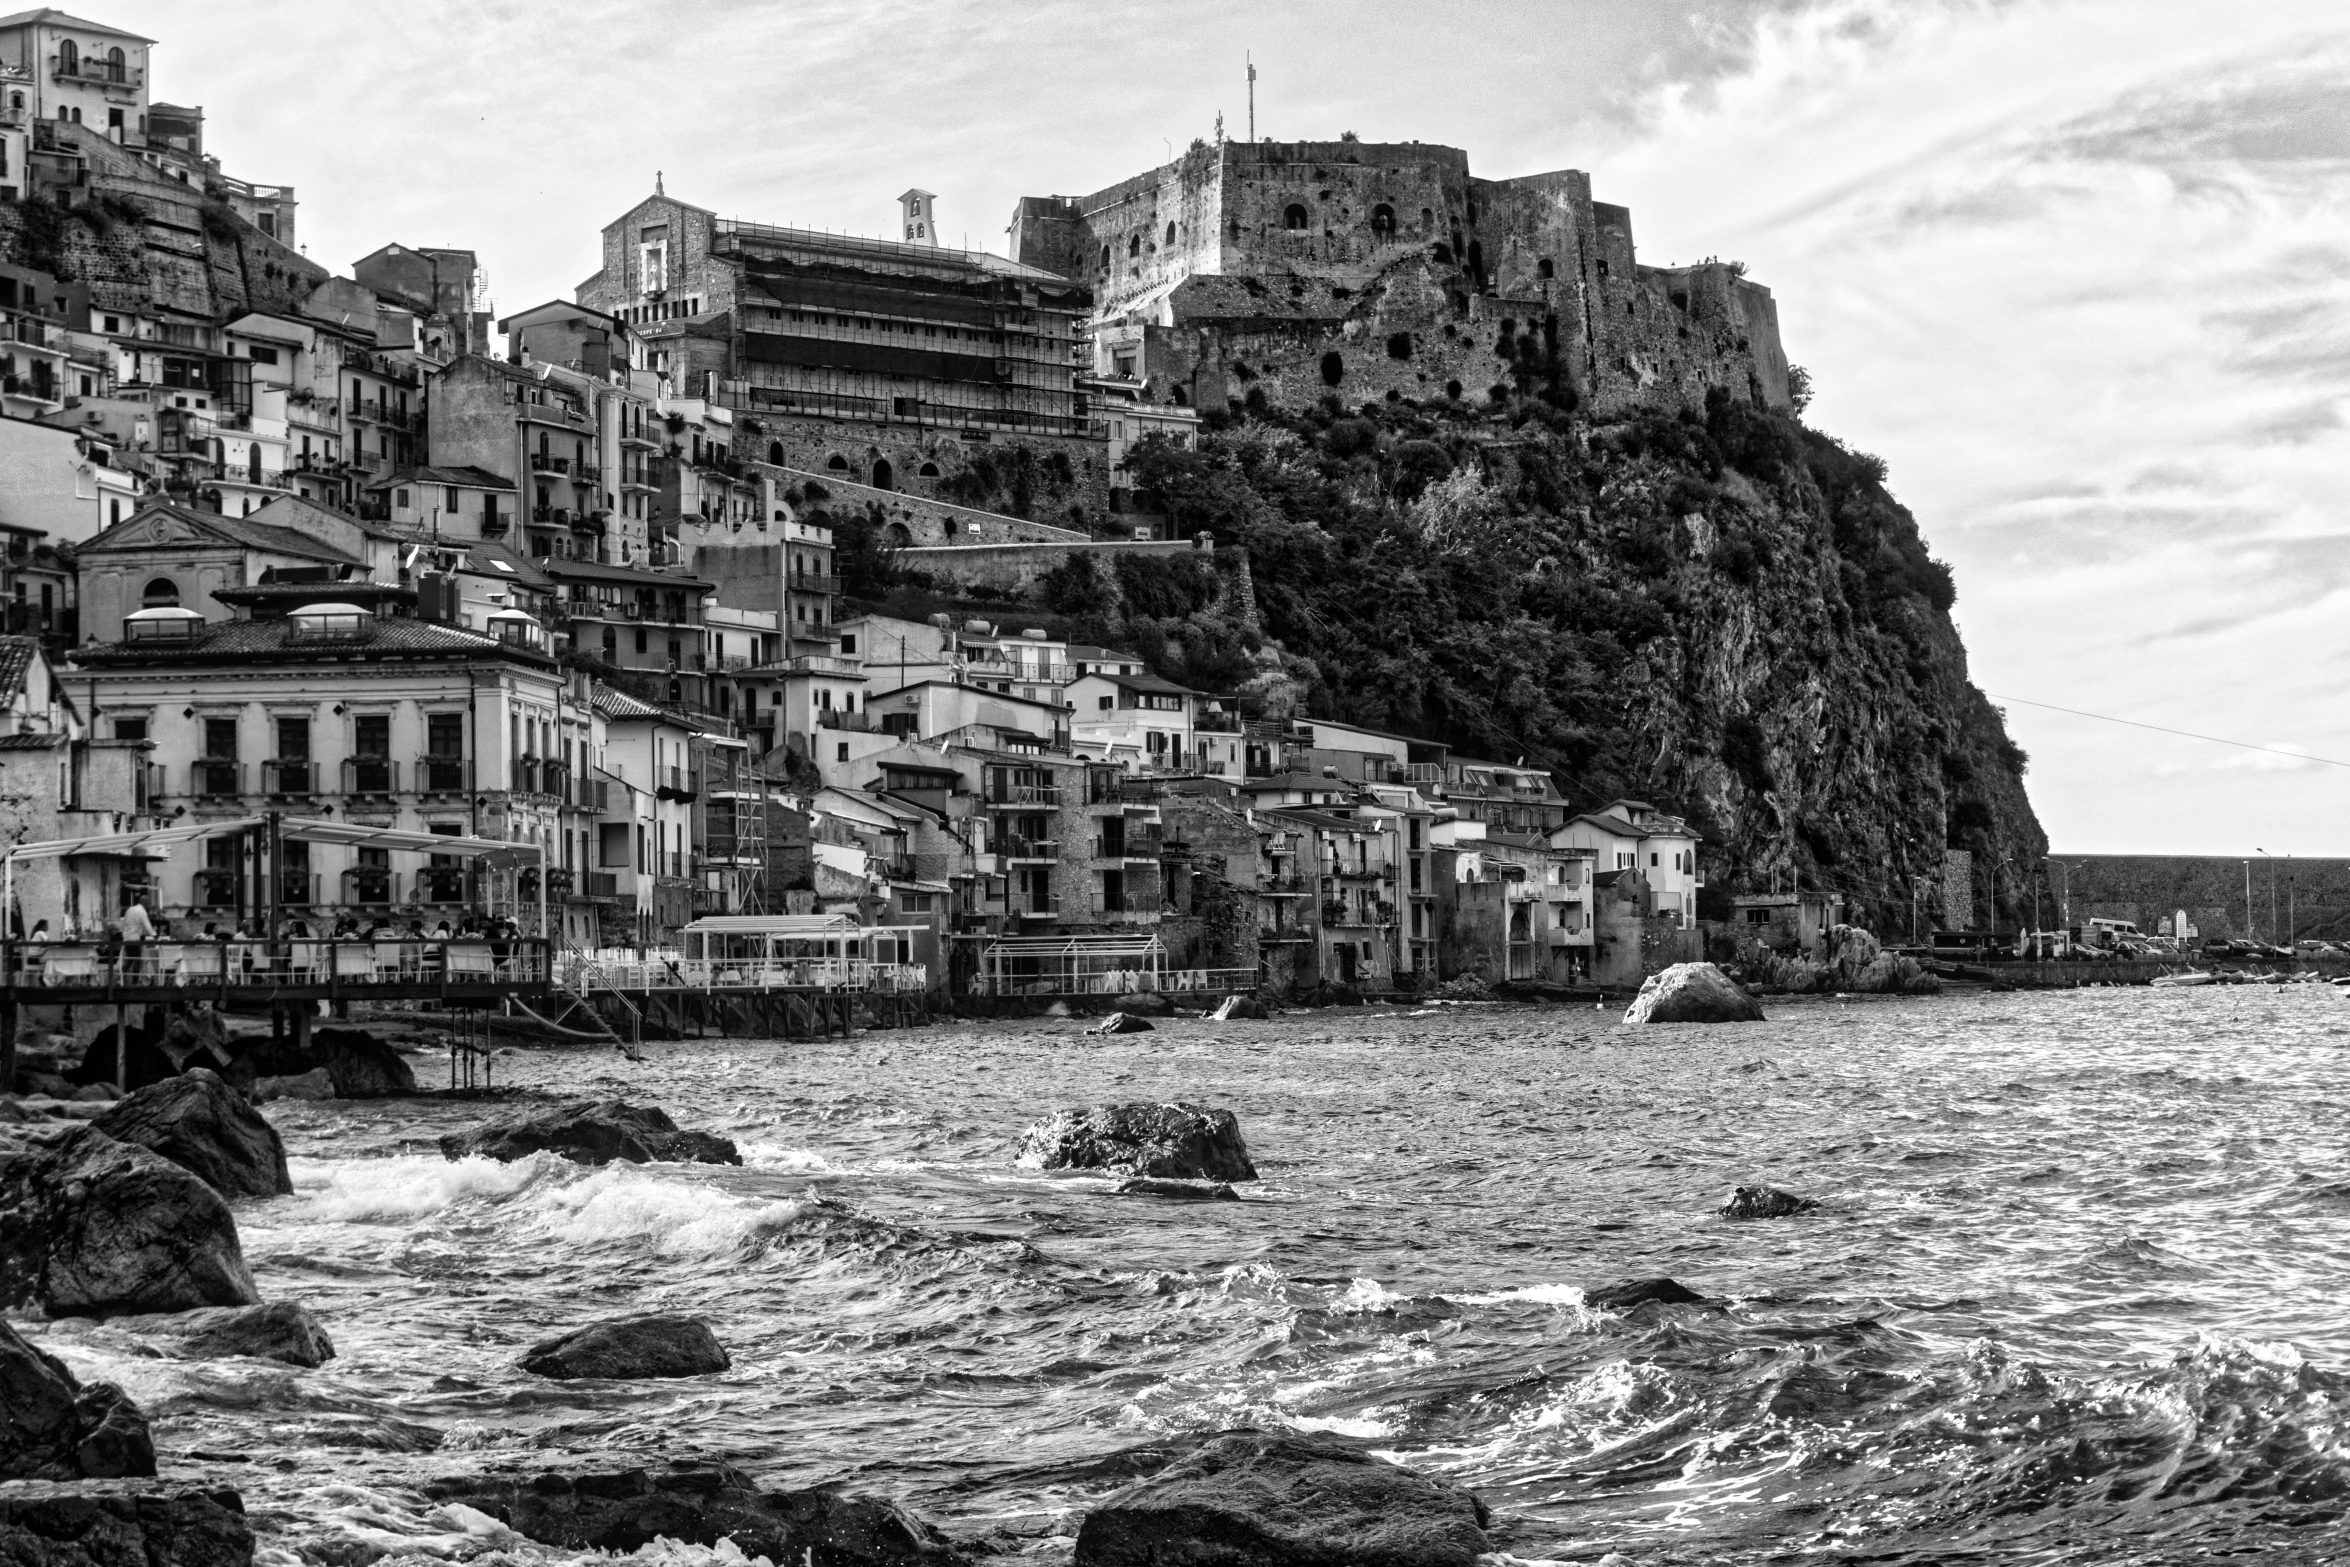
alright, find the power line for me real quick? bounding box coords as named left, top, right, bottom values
left=1988, top=694, right=2350, bottom=771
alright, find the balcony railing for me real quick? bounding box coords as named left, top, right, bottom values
left=999, top=836, right=1058, bottom=861
left=261, top=758, right=315, bottom=797
left=575, top=870, right=620, bottom=901
left=987, top=784, right=1063, bottom=807
left=417, top=755, right=470, bottom=795
left=415, top=866, right=471, bottom=905
left=193, top=760, right=242, bottom=798
left=816, top=711, right=875, bottom=732
left=530, top=454, right=570, bottom=475
left=575, top=463, right=603, bottom=483
left=341, top=869, right=395, bottom=907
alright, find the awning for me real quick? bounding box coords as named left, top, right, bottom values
left=4, top=818, right=539, bottom=865
left=2, top=819, right=267, bottom=863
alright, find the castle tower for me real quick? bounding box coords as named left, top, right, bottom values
left=899, top=189, right=938, bottom=247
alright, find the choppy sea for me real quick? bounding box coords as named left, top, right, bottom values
left=20, top=987, right=2350, bottom=1565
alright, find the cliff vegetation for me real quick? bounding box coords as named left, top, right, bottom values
left=859, top=387, right=2046, bottom=930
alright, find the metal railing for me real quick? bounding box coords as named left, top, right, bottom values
left=416, top=756, right=470, bottom=794
left=261, top=759, right=315, bottom=797
left=558, top=952, right=927, bottom=994
left=968, top=965, right=1255, bottom=998
left=4, top=936, right=554, bottom=990
left=192, top=760, right=242, bottom=798
left=987, top=784, right=1063, bottom=807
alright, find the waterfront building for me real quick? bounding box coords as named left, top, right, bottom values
left=1552, top=799, right=1702, bottom=930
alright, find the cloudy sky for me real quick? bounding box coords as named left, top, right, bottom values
left=110, top=0, right=2350, bottom=853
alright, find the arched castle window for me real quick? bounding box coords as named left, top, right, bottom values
left=56, top=39, right=76, bottom=74
left=1420, top=207, right=1434, bottom=231
left=871, top=458, right=893, bottom=491
left=1538, top=258, right=1554, bottom=279
left=141, top=577, right=178, bottom=608
left=1099, top=244, right=1110, bottom=272
left=826, top=453, right=849, bottom=471
left=1128, top=233, right=1141, bottom=257
left=918, top=462, right=940, bottom=477
left=1282, top=204, right=1308, bottom=231
left=1165, top=221, right=1176, bottom=247
left=767, top=440, right=783, bottom=465
left=1371, top=204, right=1395, bottom=238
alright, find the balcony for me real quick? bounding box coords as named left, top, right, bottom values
left=1000, top=836, right=1057, bottom=861
left=342, top=757, right=399, bottom=797
left=49, top=56, right=144, bottom=90
left=986, top=785, right=1063, bottom=808
left=341, top=869, right=395, bottom=908
left=415, top=866, right=470, bottom=905
left=416, top=755, right=471, bottom=795
left=787, top=574, right=843, bottom=596
left=575, top=463, right=603, bottom=483
left=262, top=758, right=315, bottom=798
left=816, top=710, right=876, bottom=733
left=1261, top=873, right=1310, bottom=895
left=531, top=454, right=570, bottom=476
left=574, top=870, right=620, bottom=902
left=1008, top=897, right=1059, bottom=919
left=786, top=653, right=862, bottom=676
left=192, top=760, right=242, bottom=799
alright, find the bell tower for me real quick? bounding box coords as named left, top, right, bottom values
left=899, top=189, right=939, bottom=247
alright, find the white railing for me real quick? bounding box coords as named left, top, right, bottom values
left=559, top=951, right=926, bottom=993
left=970, top=965, right=1257, bottom=998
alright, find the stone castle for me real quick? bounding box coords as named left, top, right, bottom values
left=1010, top=137, right=1791, bottom=418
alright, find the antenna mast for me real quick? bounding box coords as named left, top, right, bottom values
left=1247, top=53, right=1256, bottom=141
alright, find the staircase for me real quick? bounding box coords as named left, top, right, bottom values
left=556, top=948, right=645, bottom=1052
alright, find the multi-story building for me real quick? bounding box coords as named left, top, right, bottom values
left=0, top=260, right=78, bottom=418
left=593, top=683, right=700, bottom=942
left=573, top=186, right=1104, bottom=509
left=74, top=496, right=373, bottom=643
left=550, top=558, right=717, bottom=714
left=0, top=11, right=150, bottom=143
left=1267, top=805, right=1400, bottom=989
left=73, top=591, right=577, bottom=936
left=1552, top=799, right=1703, bottom=929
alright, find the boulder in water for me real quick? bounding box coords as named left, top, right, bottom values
left=1623, top=963, right=1765, bottom=1024
left=1210, top=995, right=1270, bottom=1021
left=1016, top=1103, right=1257, bottom=1182
left=126, top=1302, right=335, bottom=1368
left=91, top=1069, right=290, bottom=1200
left=438, top=1100, right=742, bottom=1166
left=0, top=1126, right=259, bottom=1317
left=1114, top=1177, right=1240, bottom=1202
left=313, top=1029, right=416, bottom=1099
left=0, top=1482, right=251, bottom=1567
left=518, top=1313, right=730, bottom=1380
left=1720, top=1185, right=1815, bottom=1220
left=1073, top=1428, right=1491, bottom=1567
left=422, top=1463, right=965, bottom=1565
left=1584, top=1276, right=1707, bottom=1310
left=1089, top=1013, right=1154, bottom=1035
left=248, top=1069, right=333, bottom=1103
left=0, top=1318, right=155, bottom=1480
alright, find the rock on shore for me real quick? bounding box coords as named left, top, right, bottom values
left=1623, top=963, right=1765, bottom=1024
left=438, top=1100, right=741, bottom=1166
left=1016, top=1103, right=1258, bottom=1182
left=423, top=1464, right=965, bottom=1566
left=311, top=1028, right=417, bottom=1099
left=0, top=1126, right=259, bottom=1316
left=121, top=1303, right=336, bottom=1368
left=1584, top=1277, right=1708, bottom=1310
left=1, top=1319, right=154, bottom=1480
left=1074, top=1429, right=1491, bottom=1567
left=518, top=1313, right=729, bottom=1380
left=0, top=1482, right=251, bottom=1567
left=1114, top=1177, right=1240, bottom=1202
left=91, top=1070, right=290, bottom=1199
left=1089, top=1013, right=1154, bottom=1035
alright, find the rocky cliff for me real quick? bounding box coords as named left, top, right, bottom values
left=1083, top=388, right=2046, bottom=930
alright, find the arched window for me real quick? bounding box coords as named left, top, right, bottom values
left=1370, top=204, right=1396, bottom=238
left=884, top=521, right=913, bottom=549
left=141, top=577, right=178, bottom=608
left=1420, top=207, right=1434, bottom=231
left=1537, top=258, right=1555, bottom=279
left=1165, top=221, right=1176, bottom=247
left=826, top=453, right=849, bottom=471
left=871, top=457, right=893, bottom=491
left=918, top=461, right=939, bottom=477
left=105, top=45, right=123, bottom=83
left=1283, top=204, right=1308, bottom=231
left=1099, top=244, right=1110, bottom=272
left=56, top=39, right=76, bottom=74
left=1128, top=233, right=1141, bottom=257
left=767, top=440, right=783, bottom=465
left=247, top=444, right=261, bottom=481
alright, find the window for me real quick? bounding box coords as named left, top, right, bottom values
left=1128, top=233, right=1141, bottom=257
left=203, top=718, right=237, bottom=759
left=114, top=717, right=146, bottom=742
left=57, top=39, right=76, bottom=73
left=247, top=344, right=278, bottom=365
left=840, top=633, right=857, bottom=654
left=140, top=577, right=178, bottom=608
left=837, top=743, right=849, bottom=762
left=1165, top=221, right=1176, bottom=246
left=1283, top=204, right=1308, bottom=231
left=446, top=486, right=461, bottom=512
left=1371, top=204, right=1395, bottom=237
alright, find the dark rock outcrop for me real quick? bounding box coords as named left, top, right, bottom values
left=438, top=1100, right=741, bottom=1166
left=129, top=1303, right=335, bottom=1368
left=1210, top=995, right=1271, bottom=1021
left=0, top=1127, right=259, bottom=1316
left=91, top=1070, right=290, bottom=1200
left=422, top=1464, right=964, bottom=1566
left=1016, top=1103, right=1257, bottom=1182
left=1108, top=992, right=1173, bottom=1016
left=0, top=1319, right=155, bottom=1480
left=1073, top=1429, right=1490, bottom=1567
left=1584, top=1277, right=1708, bottom=1310
left=1114, top=1177, right=1240, bottom=1202
left=518, top=1313, right=729, bottom=1380
left=313, top=1029, right=416, bottom=1099
left=1089, top=1013, right=1155, bottom=1035
left=1720, top=1184, right=1815, bottom=1220
left=0, top=1482, right=250, bottom=1567
left=1624, top=962, right=1765, bottom=1024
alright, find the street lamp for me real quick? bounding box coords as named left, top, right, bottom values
left=2256, top=848, right=2278, bottom=946
left=2044, top=856, right=2072, bottom=934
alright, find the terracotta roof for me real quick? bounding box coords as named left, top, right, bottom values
left=72, top=616, right=544, bottom=667
left=0, top=635, right=36, bottom=702
left=0, top=730, right=64, bottom=750
left=365, top=465, right=515, bottom=493
left=0, top=9, right=154, bottom=43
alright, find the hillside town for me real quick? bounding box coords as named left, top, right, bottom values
left=0, top=8, right=1743, bottom=1007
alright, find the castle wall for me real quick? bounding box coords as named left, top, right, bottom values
left=895, top=538, right=1198, bottom=595
left=779, top=468, right=1089, bottom=549
left=734, top=410, right=1110, bottom=518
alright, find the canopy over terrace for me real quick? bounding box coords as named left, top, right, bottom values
left=977, top=932, right=1167, bottom=997
left=671, top=915, right=930, bottom=991
left=1, top=816, right=551, bottom=934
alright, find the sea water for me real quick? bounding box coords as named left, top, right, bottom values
left=23, top=987, right=2350, bottom=1564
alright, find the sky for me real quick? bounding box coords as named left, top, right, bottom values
left=96, top=0, right=2350, bottom=854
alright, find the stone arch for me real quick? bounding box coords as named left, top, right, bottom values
left=1371, top=204, right=1396, bottom=239
left=767, top=440, right=784, bottom=464
left=1128, top=233, right=1141, bottom=257
left=1164, top=221, right=1176, bottom=247
left=918, top=461, right=940, bottom=477
left=826, top=453, right=849, bottom=471
left=871, top=457, right=894, bottom=491
left=884, top=521, right=913, bottom=549
left=141, top=577, right=178, bottom=608
left=1282, top=204, right=1308, bottom=231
